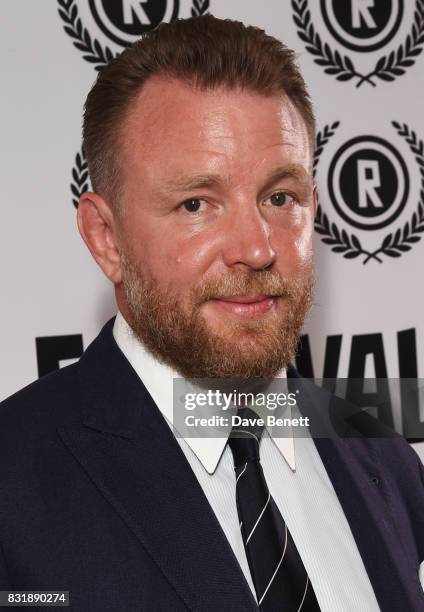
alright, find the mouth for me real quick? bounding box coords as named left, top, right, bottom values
left=207, top=295, right=279, bottom=318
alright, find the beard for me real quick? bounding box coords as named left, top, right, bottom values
left=121, top=253, right=314, bottom=379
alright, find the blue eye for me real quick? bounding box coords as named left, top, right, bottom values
left=268, top=192, right=291, bottom=207
left=181, top=198, right=206, bottom=212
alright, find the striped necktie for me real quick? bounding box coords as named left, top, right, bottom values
left=228, top=407, right=321, bottom=611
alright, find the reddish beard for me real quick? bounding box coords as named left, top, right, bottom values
left=121, top=254, right=314, bottom=379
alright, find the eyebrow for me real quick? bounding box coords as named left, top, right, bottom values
left=161, top=164, right=312, bottom=198
left=257, top=164, right=312, bottom=199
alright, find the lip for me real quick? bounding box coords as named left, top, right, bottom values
left=216, top=294, right=272, bottom=304
left=208, top=295, right=277, bottom=318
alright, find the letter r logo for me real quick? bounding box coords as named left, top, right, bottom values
left=351, top=0, right=377, bottom=29
left=357, top=160, right=384, bottom=208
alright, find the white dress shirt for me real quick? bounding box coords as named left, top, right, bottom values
left=113, top=311, right=380, bottom=611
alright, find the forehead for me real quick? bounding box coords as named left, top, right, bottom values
left=120, top=76, right=311, bottom=181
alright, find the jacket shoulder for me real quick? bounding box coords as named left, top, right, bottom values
left=0, top=363, right=82, bottom=437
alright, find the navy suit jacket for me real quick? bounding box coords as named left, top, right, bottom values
left=0, top=317, right=423, bottom=611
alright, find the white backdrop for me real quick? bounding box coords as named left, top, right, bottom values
left=1, top=0, right=423, bottom=459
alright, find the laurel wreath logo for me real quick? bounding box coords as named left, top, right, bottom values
left=292, top=0, right=424, bottom=87
left=71, top=149, right=89, bottom=208
left=314, top=122, right=424, bottom=263
left=58, top=0, right=209, bottom=71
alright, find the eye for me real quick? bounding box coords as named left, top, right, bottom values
left=266, top=191, right=293, bottom=207
left=180, top=198, right=207, bottom=213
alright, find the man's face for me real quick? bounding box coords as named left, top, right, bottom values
left=114, top=76, right=316, bottom=379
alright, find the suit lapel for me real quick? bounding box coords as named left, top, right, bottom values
left=58, top=319, right=257, bottom=612
left=287, top=367, right=417, bottom=611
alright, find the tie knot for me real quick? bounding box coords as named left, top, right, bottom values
left=228, top=406, right=264, bottom=467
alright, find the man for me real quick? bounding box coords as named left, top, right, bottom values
left=0, top=14, right=423, bottom=612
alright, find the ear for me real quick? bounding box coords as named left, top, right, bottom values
left=77, top=192, right=122, bottom=284
left=312, top=182, right=318, bottom=218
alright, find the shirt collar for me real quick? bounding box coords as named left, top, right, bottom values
left=113, top=311, right=296, bottom=474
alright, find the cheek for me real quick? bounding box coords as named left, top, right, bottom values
left=295, top=219, right=315, bottom=264
left=153, top=230, right=219, bottom=290
left=273, top=211, right=315, bottom=272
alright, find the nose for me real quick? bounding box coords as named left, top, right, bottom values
left=221, top=201, right=276, bottom=270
